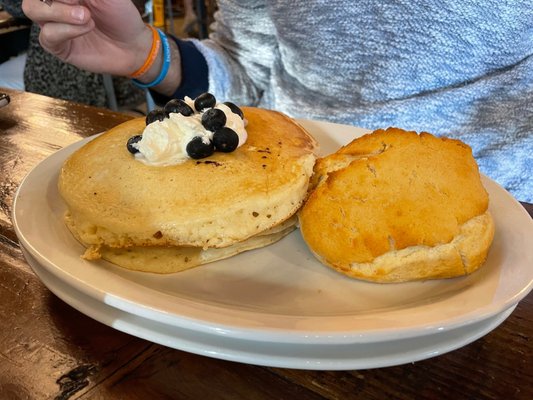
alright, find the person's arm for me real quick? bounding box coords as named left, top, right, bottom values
left=146, top=35, right=209, bottom=105
left=134, top=34, right=183, bottom=97
left=152, top=0, right=277, bottom=106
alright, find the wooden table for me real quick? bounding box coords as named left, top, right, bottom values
left=1, top=88, right=531, bottom=400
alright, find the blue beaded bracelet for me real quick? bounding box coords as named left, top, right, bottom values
left=132, top=28, right=171, bottom=88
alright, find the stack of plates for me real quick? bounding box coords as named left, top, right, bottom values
left=12, top=120, right=533, bottom=370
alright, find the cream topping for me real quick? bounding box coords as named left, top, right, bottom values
left=134, top=98, right=247, bottom=166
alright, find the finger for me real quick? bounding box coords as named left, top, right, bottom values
left=38, top=19, right=95, bottom=56
left=22, top=0, right=90, bottom=25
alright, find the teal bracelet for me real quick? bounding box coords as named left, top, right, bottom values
left=132, top=29, right=171, bottom=88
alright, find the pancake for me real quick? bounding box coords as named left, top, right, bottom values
left=298, top=127, right=494, bottom=283
left=92, top=216, right=297, bottom=274
left=58, top=107, right=317, bottom=271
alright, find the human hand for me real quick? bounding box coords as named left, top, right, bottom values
left=22, top=0, right=153, bottom=76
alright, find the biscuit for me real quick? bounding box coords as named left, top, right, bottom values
left=299, top=127, right=494, bottom=282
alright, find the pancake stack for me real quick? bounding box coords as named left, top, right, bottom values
left=58, top=107, right=317, bottom=273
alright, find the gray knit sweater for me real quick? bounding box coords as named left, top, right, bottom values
left=187, top=0, right=532, bottom=202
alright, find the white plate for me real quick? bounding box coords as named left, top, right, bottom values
left=12, top=120, right=533, bottom=347
left=22, top=245, right=516, bottom=370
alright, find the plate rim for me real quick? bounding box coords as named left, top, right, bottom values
left=12, top=121, right=533, bottom=344
left=22, top=244, right=516, bottom=370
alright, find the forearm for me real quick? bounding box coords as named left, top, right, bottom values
left=134, top=34, right=209, bottom=105
left=140, top=0, right=276, bottom=106
left=134, top=35, right=182, bottom=96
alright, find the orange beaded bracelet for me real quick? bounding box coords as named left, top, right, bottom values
left=129, top=25, right=161, bottom=79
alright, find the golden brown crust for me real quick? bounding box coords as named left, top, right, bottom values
left=58, top=107, right=317, bottom=250
left=299, top=127, right=494, bottom=282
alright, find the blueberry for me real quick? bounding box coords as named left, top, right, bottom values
left=223, top=102, right=244, bottom=119
left=145, top=109, right=167, bottom=125
left=186, top=137, right=215, bottom=159
left=201, top=108, right=227, bottom=132
left=127, top=135, right=142, bottom=154
left=194, top=92, right=216, bottom=111
left=213, top=127, right=239, bottom=152
left=164, top=99, right=194, bottom=116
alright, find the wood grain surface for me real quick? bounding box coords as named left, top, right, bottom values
left=0, top=88, right=531, bottom=400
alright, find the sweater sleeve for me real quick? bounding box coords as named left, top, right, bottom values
left=197, top=0, right=277, bottom=106
left=152, top=0, right=277, bottom=106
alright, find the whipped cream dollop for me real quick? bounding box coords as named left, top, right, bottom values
left=134, top=97, right=247, bottom=167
